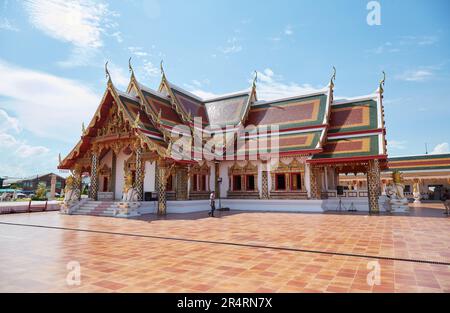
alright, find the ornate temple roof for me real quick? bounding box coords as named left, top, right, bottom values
left=310, top=91, right=387, bottom=164
left=59, top=64, right=388, bottom=167
left=387, top=153, right=450, bottom=172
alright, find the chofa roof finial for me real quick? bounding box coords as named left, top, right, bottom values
left=379, top=71, right=386, bottom=95
left=105, top=61, right=110, bottom=80
left=160, top=60, right=165, bottom=77
left=128, top=57, right=134, bottom=75
left=252, top=70, right=258, bottom=88
left=330, top=66, right=336, bottom=88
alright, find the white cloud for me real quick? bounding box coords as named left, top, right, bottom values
left=219, top=37, right=242, bottom=54
left=16, top=144, right=50, bottom=158
left=284, top=25, right=293, bottom=36
left=57, top=46, right=99, bottom=67
left=0, top=132, right=16, bottom=147
left=22, top=0, right=120, bottom=67
left=128, top=46, right=149, bottom=57
left=142, top=60, right=159, bottom=77
left=388, top=140, right=407, bottom=150
left=400, top=35, right=438, bottom=46
left=0, top=109, right=21, bottom=133
left=0, top=17, right=19, bottom=31
left=396, top=69, right=434, bottom=82
left=369, top=36, right=439, bottom=54
left=369, top=42, right=400, bottom=54
left=253, top=68, right=323, bottom=100
left=431, top=142, right=449, bottom=154
left=0, top=59, right=99, bottom=142
left=0, top=133, right=49, bottom=158
left=110, top=31, right=123, bottom=43
left=23, top=0, right=109, bottom=48
left=0, top=131, right=53, bottom=176
left=188, top=89, right=218, bottom=99
left=107, top=62, right=129, bottom=88
left=184, top=68, right=323, bottom=101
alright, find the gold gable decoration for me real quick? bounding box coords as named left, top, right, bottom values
left=96, top=104, right=131, bottom=138
left=229, top=161, right=258, bottom=175
left=271, top=158, right=305, bottom=173
left=190, top=161, right=211, bottom=176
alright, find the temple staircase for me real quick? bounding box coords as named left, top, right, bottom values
left=71, top=200, right=119, bottom=217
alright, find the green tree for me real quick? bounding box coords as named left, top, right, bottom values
left=35, top=182, right=47, bottom=199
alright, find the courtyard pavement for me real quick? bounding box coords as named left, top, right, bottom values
left=0, top=203, right=449, bottom=292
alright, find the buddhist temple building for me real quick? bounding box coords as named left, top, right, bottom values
left=57, top=62, right=404, bottom=216
left=339, top=153, right=450, bottom=201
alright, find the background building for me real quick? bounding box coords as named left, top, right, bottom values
left=2, top=173, right=66, bottom=195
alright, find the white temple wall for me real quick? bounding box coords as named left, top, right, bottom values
left=114, top=150, right=127, bottom=200
left=207, top=161, right=216, bottom=192
left=218, top=161, right=231, bottom=197
left=143, top=161, right=156, bottom=192
left=99, top=150, right=112, bottom=167
left=304, top=163, right=312, bottom=197
left=257, top=161, right=264, bottom=197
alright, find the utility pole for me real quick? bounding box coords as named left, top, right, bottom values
left=425, top=143, right=428, bottom=155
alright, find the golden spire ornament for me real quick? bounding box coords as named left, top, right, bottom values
left=330, top=66, right=336, bottom=88
left=105, top=61, right=110, bottom=80
left=133, top=112, right=141, bottom=128
left=379, top=71, right=386, bottom=95
left=252, top=70, right=258, bottom=88
left=160, top=60, right=165, bottom=77
left=128, top=57, right=134, bottom=75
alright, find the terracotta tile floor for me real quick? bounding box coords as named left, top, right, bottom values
left=0, top=203, right=449, bottom=292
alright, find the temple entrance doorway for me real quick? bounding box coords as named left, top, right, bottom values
left=102, top=177, right=108, bottom=192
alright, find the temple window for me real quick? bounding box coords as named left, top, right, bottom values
left=233, top=175, right=242, bottom=191
left=228, top=161, right=258, bottom=194
left=192, top=174, right=198, bottom=191
left=275, top=174, right=286, bottom=190
left=200, top=175, right=207, bottom=191
left=190, top=162, right=210, bottom=192
left=271, top=159, right=306, bottom=193
left=290, top=173, right=302, bottom=190
left=246, top=175, right=255, bottom=191
left=102, top=177, right=108, bottom=192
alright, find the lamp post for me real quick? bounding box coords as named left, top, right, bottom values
left=217, top=177, right=222, bottom=209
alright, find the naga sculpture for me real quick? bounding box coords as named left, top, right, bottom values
left=385, top=171, right=409, bottom=212
left=60, top=175, right=80, bottom=213
left=117, top=173, right=140, bottom=217
left=412, top=179, right=421, bottom=203
left=121, top=173, right=139, bottom=202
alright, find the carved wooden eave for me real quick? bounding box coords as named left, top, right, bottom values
left=229, top=161, right=258, bottom=175
left=58, top=78, right=170, bottom=169
left=127, top=74, right=174, bottom=143
left=238, top=83, right=257, bottom=128
left=190, top=161, right=211, bottom=176
left=272, top=158, right=305, bottom=173
left=158, top=75, right=195, bottom=127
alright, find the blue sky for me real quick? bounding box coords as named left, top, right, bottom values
left=0, top=0, right=449, bottom=177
